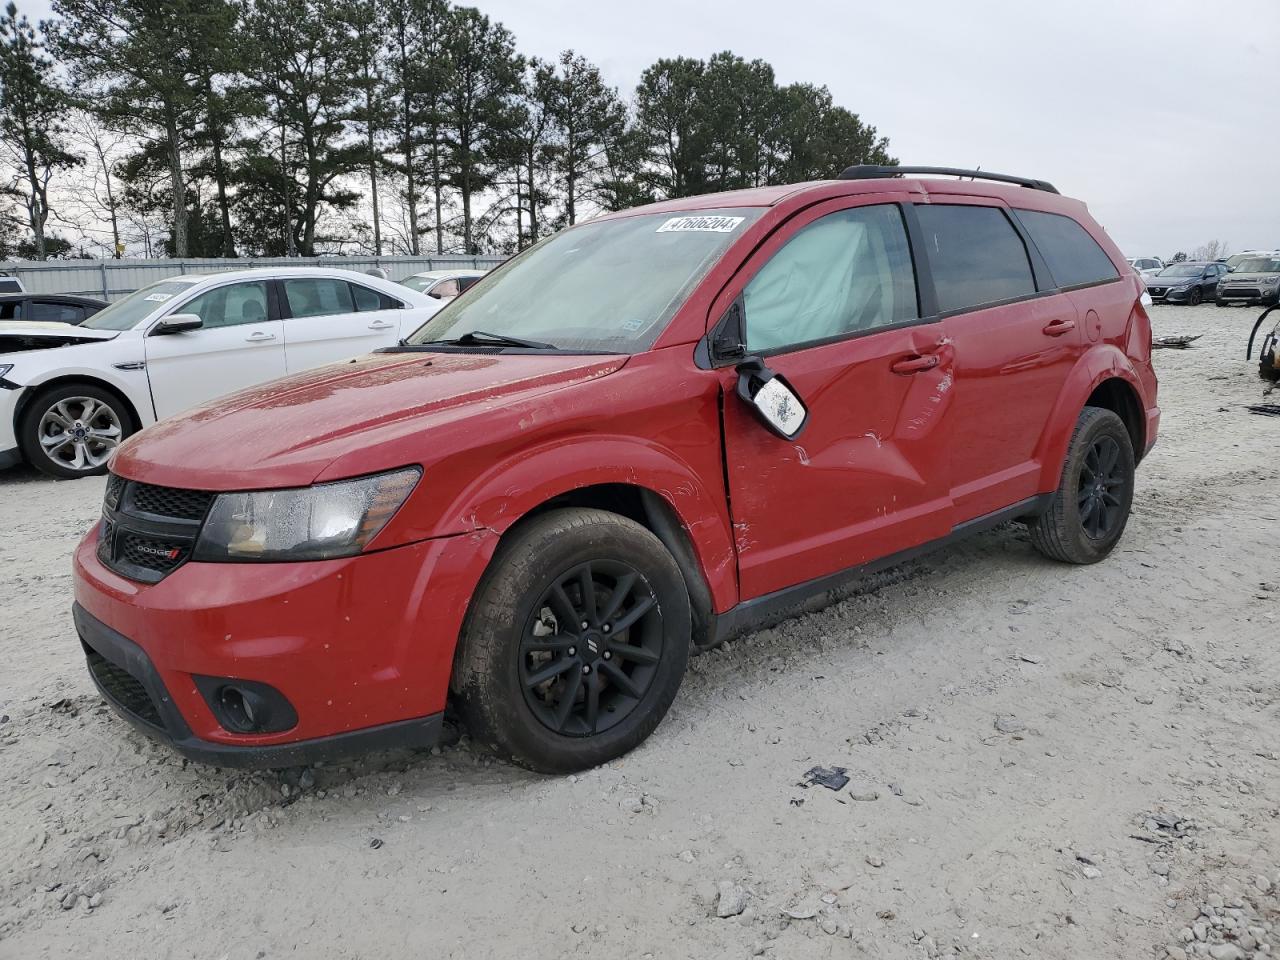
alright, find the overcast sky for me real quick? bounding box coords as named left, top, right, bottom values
left=24, top=0, right=1280, bottom=257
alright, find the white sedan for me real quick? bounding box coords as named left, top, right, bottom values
left=0, top=267, right=443, bottom=478
left=398, top=268, right=487, bottom=300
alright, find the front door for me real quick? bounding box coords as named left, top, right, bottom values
left=716, top=200, right=955, bottom=601
left=144, top=279, right=286, bottom=420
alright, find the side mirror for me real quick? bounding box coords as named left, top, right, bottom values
left=736, top=358, right=807, bottom=440
left=152, top=313, right=203, bottom=335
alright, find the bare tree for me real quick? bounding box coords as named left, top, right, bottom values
left=1191, top=239, right=1229, bottom=262
left=56, top=111, right=128, bottom=257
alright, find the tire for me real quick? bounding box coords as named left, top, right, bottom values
left=1216, top=298, right=1228, bottom=307
left=453, top=508, right=691, bottom=773
left=18, top=383, right=134, bottom=479
left=1261, top=351, right=1280, bottom=383
left=1188, top=286, right=1203, bottom=306
left=1028, top=407, right=1135, bottom=565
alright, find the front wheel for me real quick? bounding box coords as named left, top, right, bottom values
left=1028, top=407, right=1135, bottom=564
left=1188, top=286, right=1203, bottom=306
left=1216, top=298, right=1228, bottom=307
left=453, top=508, right=691, bottom=773
left=18, top=384, right=133, bottom=479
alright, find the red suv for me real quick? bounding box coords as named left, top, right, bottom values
left=72, top=166, right=1159, bottom=773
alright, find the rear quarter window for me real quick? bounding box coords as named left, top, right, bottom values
left=1014, top=209, right=1120, bottom=289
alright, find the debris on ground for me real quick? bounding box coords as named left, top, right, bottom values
left=1245, top=403, right=1280, bottom=417
left=1152, top=334, right=1202, bottom=349
left=801, top=765, right=849, bottom=791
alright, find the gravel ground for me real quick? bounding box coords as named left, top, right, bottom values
left=1, top=303, right=1277, bottom=959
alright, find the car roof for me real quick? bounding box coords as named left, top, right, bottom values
left=143, top=266, right=434, bottom=305
left=405, top=269, right=486, bottom=280
left=0, top=292, right=105, bottom=305
left=594, top=175, right=1091, bottom=222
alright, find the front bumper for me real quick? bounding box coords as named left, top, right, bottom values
left=1217, top=286, right=1280, bottom=306
left=1146, top=286, right=1196, bottom=304
left=73, top=522, right=500, bottom=768
left=0, top=382, right=21, bottom=469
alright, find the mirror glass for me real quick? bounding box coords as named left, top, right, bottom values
left=751, top=376, right=807, bottom=438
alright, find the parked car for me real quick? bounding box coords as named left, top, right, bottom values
left=1144, top=261, right=1226, bottom=305
left=71, top=166, right=1159, bottom=773
left=1222, top=250, right=1279, bottom=272
left=398, top=268, right=487, bottom=300
left=0, top=293, right=107, bottom=325
left=0, top=274, right=24, bottom=294
left=1216, top=255, right=1280, bottom=307
left=0, top=268, right=442, bottom=478
left=1126, top=257, right=1164, bottom=279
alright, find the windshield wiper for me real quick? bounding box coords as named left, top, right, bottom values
left=421, top=329, right=559, bottom=350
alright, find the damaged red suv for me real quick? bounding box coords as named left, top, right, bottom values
left=73, top=166, right=1159, bottom=773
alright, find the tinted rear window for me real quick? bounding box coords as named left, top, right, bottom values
left=915, top=204, right=1035, bottom=313
left=1015, top=209, right=1119, bottom=288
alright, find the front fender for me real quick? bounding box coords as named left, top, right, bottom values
left=436, top=434, right=739, bottom=613
left=1033, top=345, right=1146, bottom=491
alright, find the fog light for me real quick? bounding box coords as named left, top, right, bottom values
left=194, top=675, right=298, bottom=734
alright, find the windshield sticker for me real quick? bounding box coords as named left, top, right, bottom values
left=144, top=293, right=173, bottom=302
left=656, top=215, right=744, bottom=234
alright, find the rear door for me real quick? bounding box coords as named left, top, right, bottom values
left=919, top=201, right=1083, bottom=522
left=717, top=198, right=955, bottom=600
left=279, top=277, right=402, bottom=372
left=144, top=279, right=286, bottom=420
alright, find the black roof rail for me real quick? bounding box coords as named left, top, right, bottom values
left=837, top=164, right=1060, bottom=195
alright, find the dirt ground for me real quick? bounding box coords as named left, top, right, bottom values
left=1, top=303, right=1277, bottom=960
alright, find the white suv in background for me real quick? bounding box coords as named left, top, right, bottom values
left=0, top=267, right=442, bottom=478
left=1126, top=257, right=1165, bottom=279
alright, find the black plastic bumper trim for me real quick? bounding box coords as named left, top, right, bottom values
left=0, top=446, right=21, bottom=470
left=73, top=603, right=442, bottom=769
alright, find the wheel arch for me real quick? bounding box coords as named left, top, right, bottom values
left=476, top=482, right=721, bottom=651
left=14, top=373, right=146, bottom=440
left=1035, top=346, right=1150, bottom=491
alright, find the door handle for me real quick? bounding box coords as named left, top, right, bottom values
left=1042, top=318, right=1076, bottom=337
left=890, top=353, right=940, bottom=375
left=367, top=320, right=395, bottom=330
left=245, top=331, right=277, bottom=342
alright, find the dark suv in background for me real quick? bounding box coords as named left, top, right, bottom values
left=1145, top=262, right=1225, bottom=305
left=1217, top=254, right=1280, bottom=307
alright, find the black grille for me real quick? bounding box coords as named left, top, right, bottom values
left=85, top=648, right=163, bottom=728
left=130, top=482, right=215, bottom=521
left=119, top=534, right=187, bottom=574
left=99, top=474, right=213, bottom=583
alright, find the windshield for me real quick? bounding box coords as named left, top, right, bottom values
left=406, top=208, right=763, bottom=352
left=1157, top=264, right=1205, bottom=278
left=81, top=280, right=197, bottom=331
left=1233, top=258, right=1280, bottom=274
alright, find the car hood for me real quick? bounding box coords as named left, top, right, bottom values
left=0, top=322, right=119, bottom=355
left=113, top=350, right=628, bottom=489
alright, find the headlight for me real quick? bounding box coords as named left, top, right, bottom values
left=1262, top=276, right=1280, bottom=285
left=193, top=467, right=420, bottom=562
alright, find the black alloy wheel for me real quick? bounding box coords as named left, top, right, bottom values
left=1188, top=286, right=1203, bottom=305
left=1077, top=436, right=1126, bottom=541
left=520, top=560, right=663, bottom=737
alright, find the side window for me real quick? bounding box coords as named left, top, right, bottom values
left=458, top=276, right=481, bottom=292
left=180, top=281, right=270, bottom=329
left=0, top=301, right=21, bottom=320
left=284, top=278, right=355, bottom=318
left=743, top=204, right=918, bottom=353
left=1014, top=209, right=1120, bottom=289
left=349, top=283, right=382, bottom=312
left=915, top=204, right=1036, bottom=313
left=429, top=278, right=460, bottom=300
left=28, top=301, right=84, bottom=323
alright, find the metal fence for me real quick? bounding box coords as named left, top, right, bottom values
left=0, top=254, right=508, bottom=301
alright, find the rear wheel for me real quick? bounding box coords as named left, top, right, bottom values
left=18, top=383, right=133, bottom=479
left=453, top=508, right=690, bottom=773
left=1028, top=407, right=1135, bottom=564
